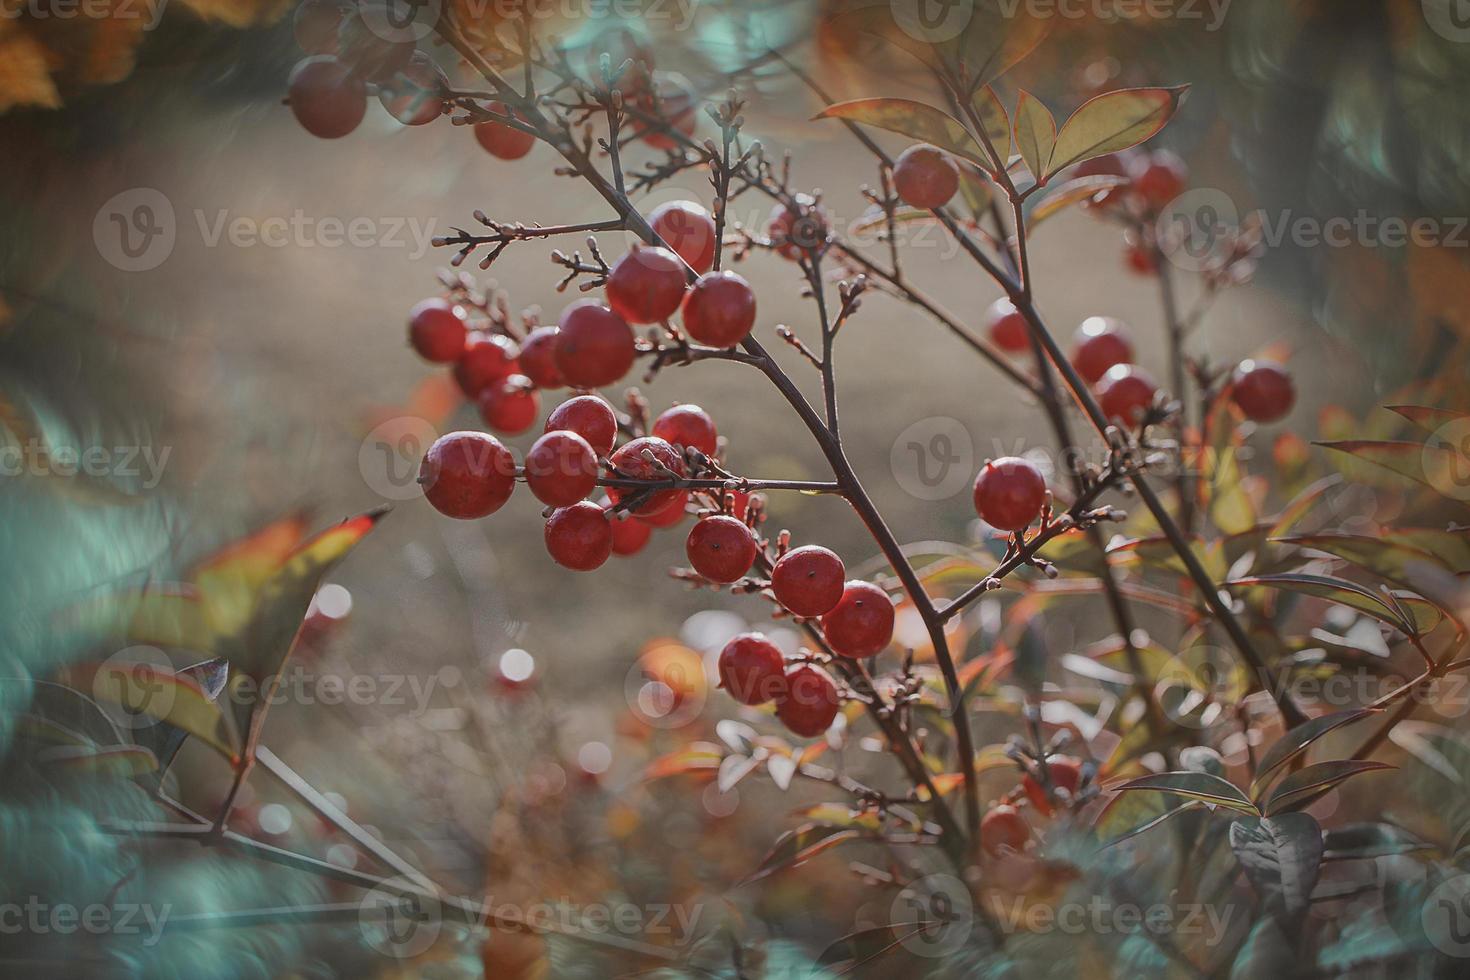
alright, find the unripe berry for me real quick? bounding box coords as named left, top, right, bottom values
left=1230, top=359, right=1295, bottom=423
left=681, top=271, right=756, bottom=348
left=1022, top=756, right=1083, bottom=816
left=1129, top=149, right=1187, bottom=210
left=767, top=196, right=828, bottom=259
left=294, top=0, right=344, bottom=55
left=554, top=301, right=636, bottom=388
left=604, top=501, right=653, bottom=555
left=335, top=11, right=414, bottom=82
left=1097, top=364, right=1159, bottom=426
left=1071, top=316, right=1134, bottom=384
left=981, top=804, right=1030, bottom=855
left=408, top=297, right=467, bottom=363
left=972, top=456, right=1047, bottom=532
left=525, top=430, right=598, bottom=506
left=517, top=326, right=564, bottom=389
left=378, top=52, right=446, bottom=126
left=287, top=56, right=366, bottom=139
left=892, top=143, right=960, bottom=210
left=454, top=333, right=521, bottom=397
left=717, top=633, right=786, bottom=706
left=985, top=298, right=1030, bottom=353
left=651, top=404, right=717, bottom=457
left=607, top=436, right=685, bottom=518
left=477, top=376, right=540, bottom=435
left=545, top=394, right=618, bottom=456
left=776, top=664, right=840, bottom=737
left=419, top=431, right=516, bottom=519
left=770, top=545, right=846, bottom=618
left=637, top=491, right=689, bottom=528
left=821, top=581, right=895, bottom=659
left=544, top=501, right=613, bottom=571
left=649, top=200, right=717, bottom=275
left=686, top=515, right=757, bottom=583
left=605, top=246, right=688, bottom=325
left=474, top=102, right=536, bottom=159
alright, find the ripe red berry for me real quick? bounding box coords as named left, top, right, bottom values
left=972, top=456, right=1047, bottom=532
left=294, top=0, right=343, bottom=55
left=717, top=633, right=786, bottom=706
left=767, top=196, right=828, bottom=259
left=981, top=804, right=1030, bottom=855
left=985, top=297, right=1030, bottom=353
left=408, top=297, right=467, bottom=362
left=378, top=52, right=446, bottom=126
left=554, top=301, right=636, bottom=388
left=517, top=326, right=564, bottom=389
left=606, top=436, right=685, bottom=518
left=770, top=545, right=846, bottom=618
left=1071, top=317, right=1135, bottom=384
left=1129, top=149, right=1187, bottom=210
left=651, top=404, right=717, bottom=457
left=1125, top=240, right=1158, bottom=276
left=544, top=501, right=613, bottom=571
left=892, top=143, right=960, bottom=210
left=649, top=200, right=717, bottom=275
left=454, top=333, right=520, bottom=397
left=335, top=11, right=414, bottom=82
left=604, top=501, right=653, bottom=556
left=287, top=56, right=366, bottom=139
left=821, top=581, right=895, bottom=659
left=477, top=376, right=540, bottom=435
left=1022, top=756, right=1083, bottom=816
left=419, top=431, right=516, bottom=519
left=637, top=491, right=689, bottom=528
left=1097, top=364, right=1159, bottom=426
left=474, top=102, right=536, bottom=159
left=545, top=395, right=618, bottom=457
left=605, top=246, right=688, bottom=325
left=681, top=271, right=756, bottom=348
left=776, top=664, right=840, bottom=737
left=1073, top=152, right=1131, bottom=208
left=525, top=430, right=598, bottom=506
left=686, top=516, right=757, bottom=583
left=1231, top=359, right=1295, bottom=423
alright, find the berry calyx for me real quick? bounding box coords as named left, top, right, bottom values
left=379, top=52, right=446, bottom=126
left=408, top=297, right=467, bottom=363
left=553, top=301, right=636, bottom=389
left=1022, top=756, right=1083, bottom=816
left=1129, top=149, right=1187, bottom=210
left=294, top=0, right=343, bottom=55
left=604, top=502, right=653, bottom=556
left=419, top=431, right=516, bottom=519
left=517, top=326, right=564, bottom=389
left=606, top=436, right=686, bottom=518
left=985, top=298, right=1031, bottom=354
left=681, top=271, right=756, bottom=348
left=776, top=664, right=840, bottom=737
left=981, top=804, right=1030, bottom=856
left=972, top=456, right=1047, bottom=532
left=544, top=501, right=613, bottom=571
left=477, top=376, right=540, bottom=435
left=545, top=394, right=618, bottom=456
left=649, top=200, right=717, bottom=275
left=474, top=102, right=537, bottom=159
left=454, top=333, right=521, bottom=397
left=525, top=430, right=598, bottom=506
left=605, top=246, right=688, bottom=325
left=685, top=515, right=757, bottom=583
left=287, top=56, right=367, bottom=139
left=1230, top=359, right=1295, bottom=423
left=892, top=143, right=960, bottom=210
left=651, top=404, right=718, bottom=457
left=770, top=545, right=846, bottom=618
left=717, top=633, right=786, bottom=706
left=820, top=581, right=895, bottom=659
left=1071, top=316, right=1135, bottom=384
left=1097, top=364, right=1159, bottom=426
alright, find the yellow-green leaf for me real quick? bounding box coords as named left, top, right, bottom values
left=1047, top=86, right=1189, bottom=179
left=813, top=98, right=988, bottom=170
left=970, top=85, right=1011, bottom=167
left=61, top=662, right=237, bottom=762
left=1013, top=90, right=1055, bottom=182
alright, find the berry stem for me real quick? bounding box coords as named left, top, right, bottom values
left=1156, top=250, right=1196, bottom=534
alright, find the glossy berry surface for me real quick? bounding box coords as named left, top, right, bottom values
left=986, top=298, right=1030, bottom=353
left=477, top=376, right=540, bottom=435
left=408, top=298, right=466, bottom=363
left=288, top=56, right=366, bottom=139
left=686, top=516, right=757, bottom=583
left=605, top=246, right=688, bottom=324
left=892, top=143, right=960, bottom=210
left=651, top=404, right=717, bottom=457
left=767, top=196, right=828, bottom=260
left=821, top=581, right=895, bottom=659
left=1097, top=364, right=1159, bottom=425
left=544, top=501, right=613, bottom=571
left=982, top=804, right=1030, bottom=855
left=776, top=665, right=840, bottom=737
left=1129, top=150, right=1187, bottom=209
left=637, top=491, right=689, bottom=528
left=1071, top=316, right=1135, bottom=384
left=681, top=271, right=756, bottom=348
left=717, top=633, right=786, bottom=706
left=770, top=545, right=846, bottom=618
left=972, top=456, right=1047, bottom=532
left=474, top=102, right=536, bottom=159
left=649, top=200, right=717, bottom=275
left=1231, top=359, right=1295, bottom=423
left=606, top=437, right=685, bottom=518
left=1022, top=756, right=1083, bottom=815
left=525, top=430, right=598, bottom=506
left=545, top=395, right=618, bottom=456
left=379, top=53, right=446, bottom=126
left=605, top=504, right=653, bottom=556
left=419, top=431, right=516, bottom=519
left=517, top=326, right=564, bottom=389
left=554, top=301, right=635, bottom=389
left=454, top=333, right=520, bottom=397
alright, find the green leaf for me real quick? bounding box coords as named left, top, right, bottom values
left=1251, top=708, right=1378, bottom=796
left=1226, top=572, right=1438, bottom=636
left=61, top=660, right=237, bottom=763
left=1264, top=760, right=1394, bottom=815
left=1115, top=771, right=1259, bottom=814
left=1013, top=90, right=1055, bottom=183
left=1321, top=822, right=1431, bottom=860
left=812, top=98, right=988, bottom=170
left=1274, top=533, right=1451, bottom=589
left=970, top=85, right=1010, bottom=165
left=742, top=823, right=871, bottom=883
left=1229, top=812, right=1324, bottom=918
left=1318, top=439, right=1470, bottom=496
left=1047, top=86, right=1189, bottom=179
left=1386, top=404, right=1469, bottom=434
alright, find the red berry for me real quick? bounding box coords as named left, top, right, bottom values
left=972, top=456, right=1047, bottom=532
left=1231, top=359, right=1295, bottom=423
left=821, top=581, right=895, bottom=659
left=986, top=298, right=1030, bottom=353
left=1097, top=364, right=1159, bottom=426
left=525, top=430, right=598, bottom=506
left=776, top=664, right=840, bottom=737
left=545, top=395, right=618, bottom=456
left=336, top=11, right=414, bottom=82
left=378, top=52, right=445, bottom=126
left=605, top=246, right=688, bottom=325
left=1073, top=152, right=1131, bottom=208
left=1022, top=756, right=1083, bottom=816
left=892, top=143, right=960, bottom=210
left=1129, top=149, right=1187, bottom=210
left=717, top=633, right=786, bottom=706
left=651, top=404, right=717, bottom=457
left=606, top=436, right=685, bottom=518
left=544, top=501, right=613, bottom=571
left=637, top=491, right=689, bottom=528
left=517, top=326, right=564, bottom=389
left=1071, top=317, right=1134, bottom=384
left=770, top=545, right=846, bottom=618
left=287, top=56, right=366, bottom=139
left=649, top=200, right=717, bottom=274
left=454, top=333, right=521, bottom=397
left=419, top=431, right=516, bottom=519
left=477, top=376, right=540, bottom=435
left=681, top=271, right=756, bottom=348
left=408, top=297, right=467, bottom=363
left=1125, top=241, right=1158, bottom=276
left=981, top=804, right=1030, bottom=855
left=633, top=75, right=696, bottom=150
left=474, top=102, right=536, bottom=159
left=294, top=0, right=343, bottom=55
left=686, top=515, right=757, bottom=583
left=767, top=196, right=828, bottom=259
left=725, top=489, right=753, bottom=522
left=554, top=301, right=636, bottom=389
left=603, top=500, right=653, bottom=556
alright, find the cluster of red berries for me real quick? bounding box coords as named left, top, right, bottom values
left=981, top=755, right=1086, bottom=856
left=1069, top=148, right=1188, bottom=275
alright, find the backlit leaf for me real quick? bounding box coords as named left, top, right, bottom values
left=1047, top=86, right=1189, bottom=179
left=1251, top=708, right=1378, bottom=796
left=813, top=98, right=988, bottom=170
left=1264, top=760, right=1394, bottom=815
left=1013, top=90, right=1055, bottom=182
left=1115, top=771, right=1258, bottom=814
